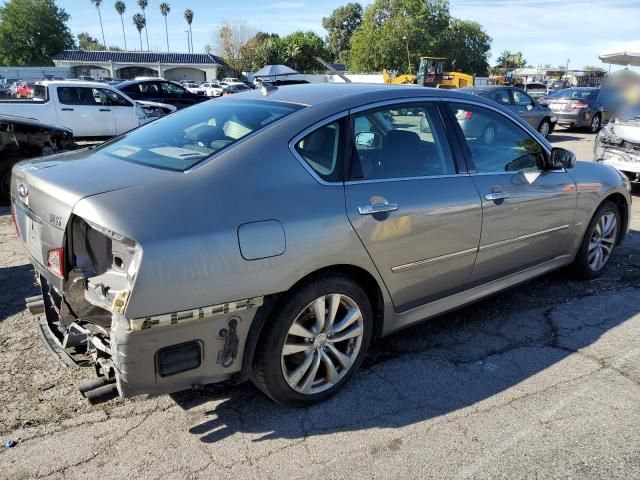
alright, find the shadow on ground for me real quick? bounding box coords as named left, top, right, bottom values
left=175, top=230, right=640, bottom=444
left=0, top=264, right=38, bottom=320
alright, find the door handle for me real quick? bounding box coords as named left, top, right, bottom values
left=484, top=192, right=510, bottom=201
left=99, top=108, right=111, bottom=112
left=358, top=202, right=399, bottom=215
left=61, top=108, right=74, bottom=111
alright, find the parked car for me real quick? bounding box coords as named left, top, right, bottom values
left=457, top=86, right=557, bottom=138
left=1, top=115, right=74, bottom=200
left=182, top=82, right=207, bottom=96
left=221, top=77, right=242, bottom=83
left=523, top=82, right=548, bottom=101
left=594, top=104, right=640, bottom=182
left=223, top=82, right=251, bottom=94
left=200, top=81, right=222, bottom=97
left=8, top=81, right=21, bottom=98
left=16, top=81, right=36, bottom=98
left=117, top=79, right=209, bottom=109
left=540, top=87, right=615, bottom=133
left=11, top=84, right=630, bottom=406
left=0, top=81, right=176, bottom=138
left=0, top=84, right=9, bottom=97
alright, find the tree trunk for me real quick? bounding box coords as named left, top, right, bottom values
left=144, top=13, right=150, bottom=51
left=97, top=7, right=107, bottom=50
left=189, top=25, right=193, bottom=53
left=120, top=16, right=127, bottom=50
left=165, top=18, right=169, bottom=52
left=139, top=32, right=143, bottom=51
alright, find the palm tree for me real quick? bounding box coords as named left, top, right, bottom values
left=184, top=9, right=194, bottom=53
left=114, top=1, right=127, bottom=50
left=90, top=0, right=107, bottom=49
left=132, top=13, right=146, bottom=51
left=160, top=3, right=170, bottom=52
left=137, top=0, right=150, bottom=51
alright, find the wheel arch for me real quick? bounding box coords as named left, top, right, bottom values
left=234, top=264, right=386, bottom=385
left=602, top=192, right=629, bottom=245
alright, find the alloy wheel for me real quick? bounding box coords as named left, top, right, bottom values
left=482, top=126, right=496, bottom=144
left=539, top=120, right=550, bottom=138
left=588, top=211, right=617, bottom=271
left=280, top=294, right=364, bottom=395
left=591, top=115, right=601, bottom=133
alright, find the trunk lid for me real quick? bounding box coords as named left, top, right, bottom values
left=11, top=148, right=176, bottom=266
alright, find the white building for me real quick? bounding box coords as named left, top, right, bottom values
left=52, top=50, right=225, bottom=81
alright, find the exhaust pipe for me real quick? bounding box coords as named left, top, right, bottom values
left=84, top=383, right=119, bottom=405
left=79, top=376, right=110, bottom=394
left=26, top=295, right=45, bottom=315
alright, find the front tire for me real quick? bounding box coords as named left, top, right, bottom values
left=538, top=118, right=551, bottom=138
left=571, top=200, right=620, bottom=279
left=589, top=113, right=601, bottom=133
left=251, top=274, right=373, bottom=407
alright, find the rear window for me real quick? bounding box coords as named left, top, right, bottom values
left=97, top=99, right=302, bottom=171
left=553, top=88, right=598, bottom=100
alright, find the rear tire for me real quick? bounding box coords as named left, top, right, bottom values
left=571, top=200, right=620, bottom=279
left=251, top=274, right=373, bottom=407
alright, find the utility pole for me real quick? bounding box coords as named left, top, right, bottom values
left=566, top=58, right=570, bottom=71
left=403, top=36, right=412, bottom=74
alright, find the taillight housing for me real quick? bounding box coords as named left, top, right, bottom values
left=47, top=248, right=65, bottom=278
left=571, top=101, right=589, bottom=109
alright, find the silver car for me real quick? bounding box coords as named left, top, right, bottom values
left=11, top=84, right=631, bottom=407
left=459, top=86, right=558, bottom=139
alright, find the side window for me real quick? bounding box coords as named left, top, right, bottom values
left=57, top=87, right=100, bottom=106
left=512, top=89, right=534, bottom=107
left=450, top=103, right=544, bottom=173
left=351, top=103, right=456, bottom=180
left=161, top=82, right=186, bottom=95
left=489, top=90, right=511, bottom=105
left=98, top=88, right=132, bottom=107
left=295, top=120, right=344, bottom=182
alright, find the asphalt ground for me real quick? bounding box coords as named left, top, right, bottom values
left=1, top=129, right=639, bottom=479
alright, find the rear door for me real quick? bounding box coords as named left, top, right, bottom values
left=55, top=86, right=116, bottom=137
left=444, top=100, right=577, bottom=284
left=96, top=87, right=139, bottom=135
left=342, top=101, right=483, bottom=311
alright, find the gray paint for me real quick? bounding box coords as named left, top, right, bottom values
left=238, top=220, right=286, bottom=260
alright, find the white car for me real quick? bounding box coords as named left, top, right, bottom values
left=182, top=82, right=206, bottom=96
left=0, top=81, right=176, bottom=138
left=221, top=77, right=241, bottom=84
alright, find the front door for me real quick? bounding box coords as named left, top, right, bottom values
left=344, top=102, right=483, bottom=311
left=509, top=89, right=540, bottom=128
left=446, top=101, right=577, bottom=284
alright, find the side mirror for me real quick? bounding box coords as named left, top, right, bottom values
left=547, top=147, right=576, bottom=170
left=355, top=132, right=378, bottom=148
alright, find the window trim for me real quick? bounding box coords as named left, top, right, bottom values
left=441, top=98, right=552, bottom=175
left=288, top=111, right=350, bottom=186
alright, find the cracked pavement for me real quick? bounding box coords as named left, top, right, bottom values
left=1, top=131, right=640, bottom=479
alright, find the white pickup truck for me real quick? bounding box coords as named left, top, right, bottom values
left=0, top=81, right=176, bottom=138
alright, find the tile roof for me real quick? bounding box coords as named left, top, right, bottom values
left=53, top=50, right=224, bottom=65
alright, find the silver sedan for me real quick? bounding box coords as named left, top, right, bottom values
left=11, top=84, right=631, bottom=406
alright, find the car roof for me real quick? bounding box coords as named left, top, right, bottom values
left=35, top=80, right=109, bottom=88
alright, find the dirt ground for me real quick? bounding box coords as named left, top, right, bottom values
left=1, top=130, right=639, bottom=479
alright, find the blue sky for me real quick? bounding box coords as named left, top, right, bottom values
left=54, top=0, right=640, bottom=71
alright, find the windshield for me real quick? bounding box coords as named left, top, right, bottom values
left=552, top=88, right=598, bottom=100
left=98, top=99, right=302, bottom=171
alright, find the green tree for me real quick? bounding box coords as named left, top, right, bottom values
left=0, top=0, right=75, bottom=66
left=349, top=0, right=451, bottom=72
left=90, top=0, right=107, bottom=49
left=137, top=0, right=149, bottom=50
left=77, top=31, right=105, bottom=50
left=160, top=3, right=170, bottom=52
left=435, top=19, right=491, bottom=75
left=495, top=50, right=527, bottom=69
left=114, top=1, right=127, bottom=50
left=132, top=12, right=146, bottom=51
left=184, top=9, right=194, bottom=53
left=279, top=31, right=330, bottom=72
left=322, top=2, right=362, bottom=63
